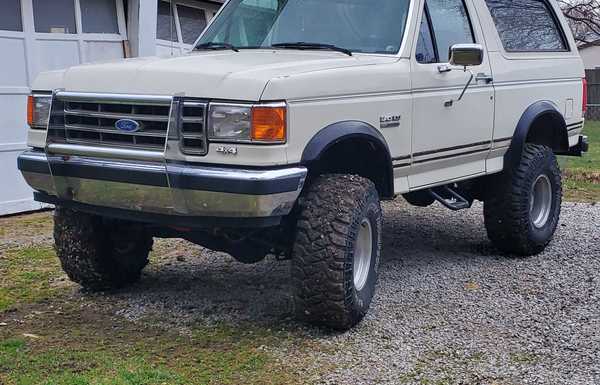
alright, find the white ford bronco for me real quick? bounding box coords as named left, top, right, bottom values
left=18, top=0, right=589, bottom=330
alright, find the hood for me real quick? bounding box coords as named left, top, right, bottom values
left=43, top=50, right=397, bottom=101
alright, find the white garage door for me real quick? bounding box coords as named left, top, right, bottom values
left=0, top=0, right=127, bottom=215
left=156, top=0, right=221, bottom=56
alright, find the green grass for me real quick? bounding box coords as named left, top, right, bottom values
left=0, top=338, right=185, bottom=385
left=0, top=314, right=303, bottom=385
left=0, top=244, right=305, bottom=385
left=559, top=120, right=600, bottom=202
left=509, top=352, right=539, bottom=365
left=561, top=121, right=600, bottom=170
left=0, top=247, right=63, bottom=312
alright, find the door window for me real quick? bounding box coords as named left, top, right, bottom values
left=416, top=7, right=437, bottom=64
left=80, top=0, right=119, bottom=34
left=177, top=5, right=207, bottom=44
left=415, top=0, right=475, bottom=63
left=0, top=0, right=22, bottom=32
left=33, top=0, right=77, bottom=34
left=485, top=0, right=567, bottom=51
left=426, top=0, right=474, bottom=61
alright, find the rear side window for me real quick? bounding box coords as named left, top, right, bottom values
left=485, top=0, right=568, bottom=52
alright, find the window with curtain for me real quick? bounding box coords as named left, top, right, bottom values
left=157, top=1, right=178, bottom=41
left=177, top=5, right=208, bottom=45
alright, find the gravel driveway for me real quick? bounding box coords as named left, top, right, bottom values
left=85, top=199, right=598, bottom=385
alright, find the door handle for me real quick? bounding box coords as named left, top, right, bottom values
left=475, top=73, right=493, bottom=83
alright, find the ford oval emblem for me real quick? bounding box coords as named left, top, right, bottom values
left=115, top=119, right=140, bottom=132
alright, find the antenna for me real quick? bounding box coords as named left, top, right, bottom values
left=170, top=0, right=174, bottom=56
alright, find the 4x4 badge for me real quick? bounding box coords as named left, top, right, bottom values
left=380, top=114, right=401, bottom=129
left=215, top=146, right=238, bottom=155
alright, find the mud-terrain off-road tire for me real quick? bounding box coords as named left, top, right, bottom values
left=54, top=207, right=153, bottom=290
left=292, top=174, right=382, bottom=330
left=484, top=144, right=562, bottom=256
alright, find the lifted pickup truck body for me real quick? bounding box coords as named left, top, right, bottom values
left=18, top=0, right=587, bottom=330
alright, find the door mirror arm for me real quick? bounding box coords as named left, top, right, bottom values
left=441, top=44, right=487, bottom=107
left=444, top=69, right=474, bottom=107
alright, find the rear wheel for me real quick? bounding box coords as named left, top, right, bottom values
left=292, top=174, right=382, bottom=330
left=484, top=144, right=562, bottom=255
left=54, top=208, right=153, bottom=290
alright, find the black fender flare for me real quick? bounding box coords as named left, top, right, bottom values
left=300, top=120, right=394, bottom=197
left=504, top=101, right=568, bottom=169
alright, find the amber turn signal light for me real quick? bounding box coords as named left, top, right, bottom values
left=27, top=95, right=34, bottom=127
left=251, top=105, right=286, bottom=142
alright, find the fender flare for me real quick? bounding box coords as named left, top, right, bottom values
left=504, top=101, right=568, bottom=169
left=300, top=120, right=394, bottom=197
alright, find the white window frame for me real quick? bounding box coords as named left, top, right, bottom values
left=1, top=0, right=127, bottom=88
left=157, top=0, right=221, bottom=55
left=30, top=0, right=127, bottom=62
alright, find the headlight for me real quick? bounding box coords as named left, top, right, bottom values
left=27, top=93, right=52, bottom=129
left=208, top=103, right=252, bottom=141
left=207, top=102, right=286, bottom=143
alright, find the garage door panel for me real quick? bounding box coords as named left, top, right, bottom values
left=0, top=152, right=31, bottom=199
left=84, top=41, right=124, bottom=63
left=0, top=95, right=27, bottom=143
left=0, top=37, right=28, bottom=87
left=1, top=0, right=127, bottom=215
left=0, top=151, right=44, bottom=216
left=35, top=40, right=80, bottom=72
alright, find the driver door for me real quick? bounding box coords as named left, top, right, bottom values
left=409, top=0, right=494, bottom=188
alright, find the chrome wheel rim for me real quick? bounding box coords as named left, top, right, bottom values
left=354, top=218, right=373, bottom=291
left=530, top=174, right=552, bottom=228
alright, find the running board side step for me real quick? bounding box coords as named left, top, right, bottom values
left=428, top=185, right=473, bottom=211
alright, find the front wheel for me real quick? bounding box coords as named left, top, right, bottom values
left=291, top=174, right=382, bottom=330
left=54, top=208, right=153, bottom=290
left=484, top=144, right=562, bottom=255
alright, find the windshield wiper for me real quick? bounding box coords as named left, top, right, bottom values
left=271, top=42, right=352, bottom=56
left=195, top=42, right=239, bottom=52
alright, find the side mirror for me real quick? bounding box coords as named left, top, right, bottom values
left=449, top=44, right=484, bottom=67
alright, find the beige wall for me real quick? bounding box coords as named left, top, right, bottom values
left=580, top=45, right=600, bottom=69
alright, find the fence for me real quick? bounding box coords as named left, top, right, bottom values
left=586, top=69, right=600, bottom=120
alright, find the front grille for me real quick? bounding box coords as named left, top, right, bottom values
left=64, top=100, right=171, bottom=150
left=180, top=101, right=208, bottom=155
left=49, top=93, right=208, bottom=155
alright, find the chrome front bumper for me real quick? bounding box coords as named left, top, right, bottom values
left=18, top=150, right=307, bottom=227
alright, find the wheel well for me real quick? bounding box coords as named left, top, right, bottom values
left=505, top=101, right=569, bottom=169
left=305, top=137, right=394, bottom=199
left=525, top=112, right=569, bottom=152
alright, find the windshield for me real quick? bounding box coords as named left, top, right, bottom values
left=196, top=0, right=411, bottom=54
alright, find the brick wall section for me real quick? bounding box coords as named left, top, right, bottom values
left=586, top=69, right=600, bottom=121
